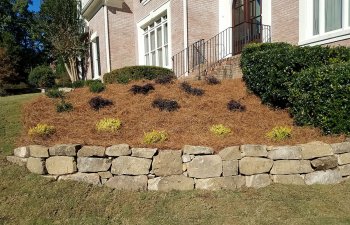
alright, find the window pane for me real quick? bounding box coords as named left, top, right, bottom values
left=158, top=48, right=163, bottom=67
left=145, top=54, right=150, bottom=65
left=164, top=23, right=168, bottom=44
left=313, top=0, right=319, bottom=35
left=144, top=34, right=149, bottom=53
left=256, top=0, right=261, bottom=16
left=164, top=45, right=168, bottom=66
left=157, top=27, right=162, bottom=48
left=325, top=0, right=342, bottom=32
left=150, top=31, right=155, bottom=51
left=151, top=52, right=156, bottom=66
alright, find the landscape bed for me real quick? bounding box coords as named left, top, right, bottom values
left=18, top=79, right=345, bottom=151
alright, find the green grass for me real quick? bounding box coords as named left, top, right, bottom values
left=1, top=94, right=350, bottom=224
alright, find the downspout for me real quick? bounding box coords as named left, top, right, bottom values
left=183, top=0, right=189, bottom=76
left=104, top=4, right=111, bottom=73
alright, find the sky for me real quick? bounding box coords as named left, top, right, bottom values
left=28, top=0, right=41, bottom=12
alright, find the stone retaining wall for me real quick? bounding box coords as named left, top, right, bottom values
left=7, top=141, right=350, bottom=191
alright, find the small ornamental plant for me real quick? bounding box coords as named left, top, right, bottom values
left=89, top=81, right=105, bottom=93
left=89, top=96, right=113, bottom=111
left=266, top=126, right=292, bottom=141
left=129, top=83, right=155, bottom=95
left=46, top=89, right=65, bottom=99
left=28, top=123, right=56, bottom=137
left=96, top=118, right=122, bottom=133
left=206, top=76, right=221, bottom=85
left=227, top=100, right=246, bottom=112
left=143, top=130, right=168, bottom=144
left=210, top=124, right=231, bottom=137
left=56, top=101, right=73, bottom=113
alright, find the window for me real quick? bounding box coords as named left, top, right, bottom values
left=313, top=0, right=319, bottom=35
left=143, top=15, right=169, bottom=67
left=325, top=0, right=342, bottom=32
left=90, top=37, right=101, bottom=79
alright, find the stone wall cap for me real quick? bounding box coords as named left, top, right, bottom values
left=183, top=145, right=214, bottom=155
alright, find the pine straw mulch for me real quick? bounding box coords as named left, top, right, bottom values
left=18, top=79, right=345, bottom=152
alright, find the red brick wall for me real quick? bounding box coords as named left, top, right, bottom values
left=326, top=39, right=350, bottom=47
left=271, top=0, right=299, bottom=45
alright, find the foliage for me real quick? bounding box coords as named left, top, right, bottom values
left=241, top=43, right=350, bottom=108
left=103, top=66, right=174, bottom=84
left=39, top=0, right=88, bottom=82
left=89, top=96, right=113, bottom=111
left=129, top=84, right=155, bottom=95
left=96, top=118, right=122, bottom=133
left=72, top=80, right=86, bottom=88
left=28, top=123, right=56, bottom=137
left=88, top=81, right=105, bottom=93
left=28, top=65, right=55, bottom=88
left=143, top=130, right=168, bottom=144
left=180, top=82, right=205, bottom=96
left=206, top=76, right=221, bottom=85
left=152, top=98, right=180, bottom=112
left=56, top=101, right=73, bottom=113
left=0, top=47, right=17, bottom=95
left=155, top=74, right=175, bottom=84
left=227, top=100, right=246, bottom=112
left=266, top=126, right=292, bottom=141
left=46, top=89, right=65, bottom=99
left=289, top=62, right=350, bottom=134
left=210, top=124, right=231, bottom=137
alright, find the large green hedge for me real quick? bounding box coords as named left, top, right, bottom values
left=103, top=66, right=175, bottom=84
left=289, top=62, right=350, bottom=135
left=28, top=65, right=55, bottom=89
left=241, top=43, right=350, bottom=108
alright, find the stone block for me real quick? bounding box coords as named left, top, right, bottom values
left=311, top=156, right=338, bottom=170
left=267, top=146, right=302, bottom=160
left=271, top=160, right=313, bottom=175
left=239, top=157, right=273, bottom=175
left=77, top=146, right=105, bottom=157
left=152, top=150, right=183, bottom=176
left=148, top=175, right=194, bottom=191
left=331, top=142, right=350, bottom=154
left=77, top=158, right=111, bottom=172
left=219, top=146, right=242, bottom=160
left=338, top=153, right=350, bottom=165
left=111, top=156, right=151, bottom=175
left=246, top=174, right=271, bottom=189
left=58, top=173, right=100, bottom=185
left=46, top=156, right=77, bottom=175
left=299, top=141, right=333, bottom=159
left=241, top=145, right=267, bottom=157
left=222, top=160, right=238, bottom=176
left=105, top=144, right=130, bottom=156
left=183, top=145, right=214, bottom=155
left=105, top=175, right=147, bottom=191
left=14, top=146, right=29, bottom=158
left=131, top=148, right=157, bottom=159
left=49, top=144, right=80, bottom=156
left=182, top=155, right=192, bottom=163
left=29, top=145, right=49, bottom=158
left=26, top=157, right=46, bottom=175
left=98, top=171, right=113, bottom=179
left=272, top=175, right=305, bottom=185
left=305, top=170, right=342, bottom=185
left=339, top=165, right=350, bottom=177
left=187, top=155, right=222, bottom=178
left=6, top=156, right=27, bottom=166
left=195, top=176, right=245, bottom=190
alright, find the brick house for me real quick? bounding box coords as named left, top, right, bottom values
left=81, top=0, right=350, bottom=80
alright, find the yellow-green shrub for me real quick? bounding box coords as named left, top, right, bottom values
left=266, top=126, right=292, bottom=141
left=143, top=130, right=168, bottom=144
left=28, top=123, right=55, bottom=137
left=96, top=118, right=122, bottom=132
left=210, top=124, right=231, bottom=137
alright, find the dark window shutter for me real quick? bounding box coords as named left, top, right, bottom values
left=90, top=42, right=94, bottom=79
left=96, top=36, right=101, bottom=76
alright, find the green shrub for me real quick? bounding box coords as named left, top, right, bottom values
left=289, top=62, right=350, bottom=134
left=46, top=89, right=65, bottom=99
left=28, top=65, right=55, bottom=89
left=72, top=80, right=85, bottom=88
left=103, top=66, right=175, bottom=84
left=266, top=126, right=292, bottom=141
left=28, top=123, right=56, bottom=137
left=56, top=101, right=73, bottom=113
left=96, top=118, right=122, bottom=132
left=89, top=81, right=105, bottom=93
left=143, top=130, right=168, bottom=144
left=210, top=124, right=231, bottom=137
left=241, top=43, right=350, bottom=108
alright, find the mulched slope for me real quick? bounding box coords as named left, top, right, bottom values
left=19, top=79, right=345, bottom=152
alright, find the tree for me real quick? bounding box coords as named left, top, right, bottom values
left=38, top=0, right=88, bottom=82
left=0, top=47, right=18, bottom=95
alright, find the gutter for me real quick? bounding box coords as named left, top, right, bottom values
left=104, top=5, right=111, bottom=73
left=183, top=0, right=189, bottom=76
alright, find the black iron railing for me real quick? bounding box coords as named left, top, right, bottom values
left=172, top=22, right=271, bottom=78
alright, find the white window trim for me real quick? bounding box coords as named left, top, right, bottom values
left=137, top=1, right=172, bottom=69
left=299, top=0, right=350, bottom=46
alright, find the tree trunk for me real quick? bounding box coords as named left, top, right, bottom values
left=64, top=57, right=79, bottom=82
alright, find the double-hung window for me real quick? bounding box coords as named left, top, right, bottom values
left=143, top=15, right=169, bottom=67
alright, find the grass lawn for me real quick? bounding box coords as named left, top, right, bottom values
left=1, top=94, right=350, bottom=224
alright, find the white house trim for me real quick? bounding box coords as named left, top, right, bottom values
left=136, top=1, right=172, bottom=69
left=183, top=0, right=189, bottom=76
left=104, top=5, right=111, bottom=73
